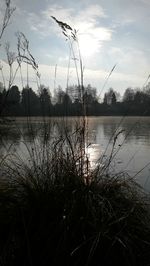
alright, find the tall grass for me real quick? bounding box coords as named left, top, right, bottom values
left=1, top=132, right=150, bottom=265
left=0, top=12, right=150, bottom=266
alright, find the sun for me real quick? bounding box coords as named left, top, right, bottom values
left=74, top=21, right=111, bottom=58
left=78, top=34, right=100, bottom=57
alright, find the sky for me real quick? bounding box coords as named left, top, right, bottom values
left=0, top=0, right=150, bottom=97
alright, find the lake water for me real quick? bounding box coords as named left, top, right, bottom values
left=0, top=116, right=150, bottom=191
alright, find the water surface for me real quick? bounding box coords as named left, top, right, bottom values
left=0, top=116, right=150, bottom=190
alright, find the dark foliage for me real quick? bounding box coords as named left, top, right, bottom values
left=0, top=162, right=150, bottom=266
left=1, top=84, right=150, bottom=117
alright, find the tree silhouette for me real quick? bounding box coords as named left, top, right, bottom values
left=39, top=85, right=52, bottom=116
left=123, top=88, right=135, bottom=103
left=21, top=87, right=40, bottom=116
left=103, top=88, right=117, bottom=105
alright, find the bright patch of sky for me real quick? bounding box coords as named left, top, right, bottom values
left=0, top=0, right=150, bottom=96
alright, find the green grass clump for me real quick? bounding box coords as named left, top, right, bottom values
left=0, top=140, right=150, bottom=266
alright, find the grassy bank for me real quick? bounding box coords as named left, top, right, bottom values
left=0, top=128, right=150, bottom=266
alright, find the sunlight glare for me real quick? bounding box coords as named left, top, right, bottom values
left=78, top=34, right=101, bottom=57
left=76, top=22, right=111, bottom=58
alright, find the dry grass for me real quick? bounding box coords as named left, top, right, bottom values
left=0, top=127, right=150, bottom=266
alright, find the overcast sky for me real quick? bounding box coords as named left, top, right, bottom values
left=0, top=0, right=150, bottom=96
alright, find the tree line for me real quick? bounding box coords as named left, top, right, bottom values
left=1, top=82, right=150, bottom=117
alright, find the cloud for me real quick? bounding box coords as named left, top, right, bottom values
left=27, top=12, right=51, bottom=38
left=43, top=5, right=74, bottom=22
left=137, top=0, right=150, bottom=5
left=0, top=58, right=146, bottom=98
left=27, top=4, right=113, bottom=57
left=73, top=4, right=106, bottom=22
left=108, top=46, right=150, bottom=78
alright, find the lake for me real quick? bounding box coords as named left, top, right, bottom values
left=0, top=116, right=150, bottom=191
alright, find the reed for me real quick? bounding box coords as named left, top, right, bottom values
left=0, top=9, right=150, bottom=266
